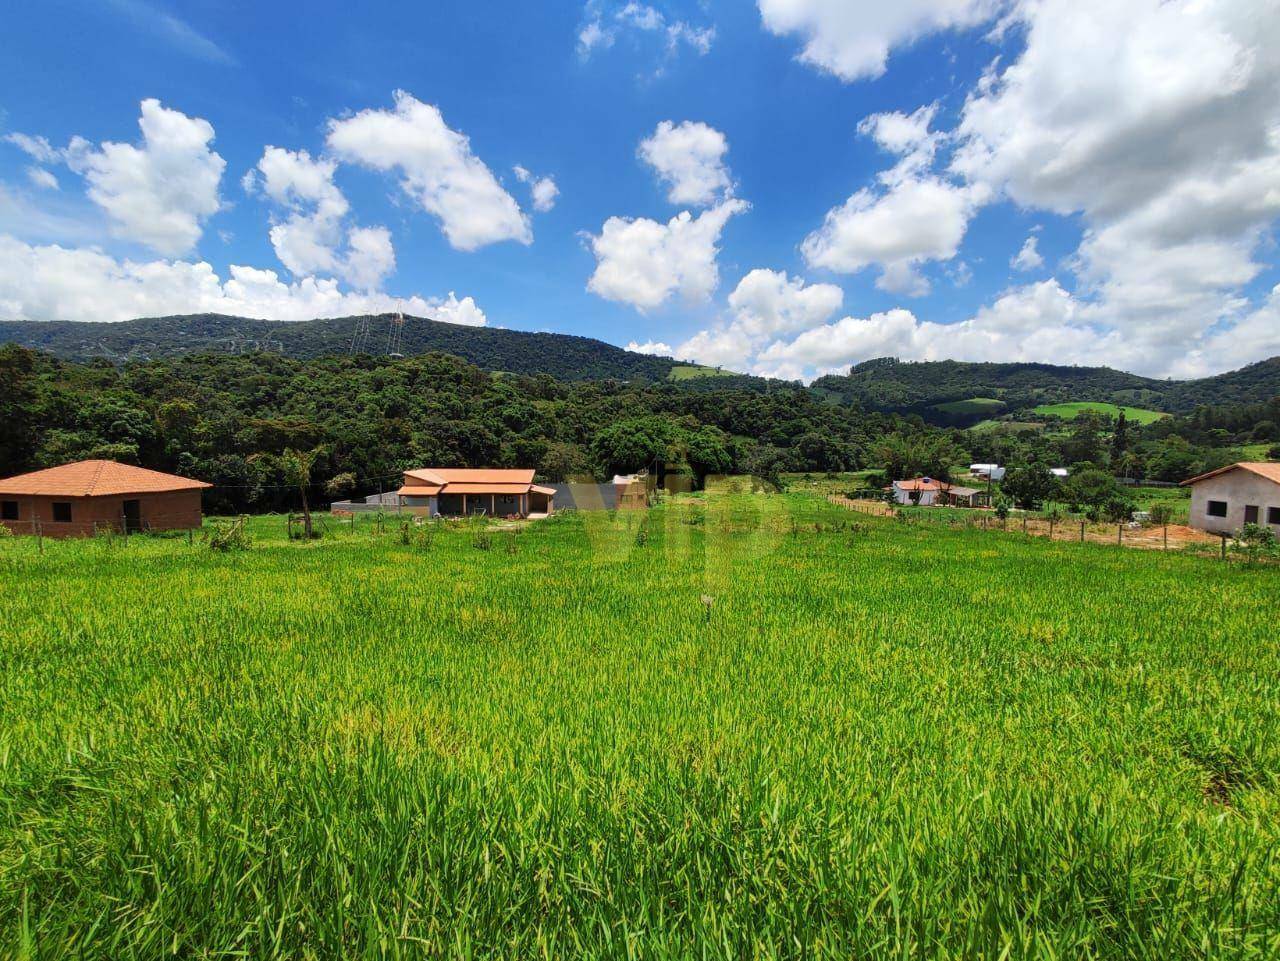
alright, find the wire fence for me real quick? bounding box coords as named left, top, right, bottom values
left=825, top=495, right=1225, bottom=554
left=2, top=512, right=203, bottom=540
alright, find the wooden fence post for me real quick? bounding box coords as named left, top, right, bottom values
left=1117, top=523, right=1123, bottom=546
left=1220, top=532, right=1229, bottom=560
left=1080, top=521, right=1085, bottom=542
left=1163, top=525, right=1168, bottom=550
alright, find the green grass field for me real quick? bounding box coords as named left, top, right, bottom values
left=1031, top=401, right=1168, bottom=424
left=2, top=494, right=1278, bottom=958
left=971, top=418, right=1047, bottom=433
left=667, top=364, right=737, bottom=381
left=931, top=397, right=1006, bottom=416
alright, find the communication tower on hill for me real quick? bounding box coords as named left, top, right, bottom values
left=348, top=315, right=373, bottom=355
left=387, top=309, right=405, bottom=358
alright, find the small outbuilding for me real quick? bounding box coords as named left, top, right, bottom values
left=1181, top=462, right=1280, bottom=534
left=940, top=485, right=988, bottom=508
left=612, top=473, right=650, bottom=510
left=0, top=460, right=211, bottom=537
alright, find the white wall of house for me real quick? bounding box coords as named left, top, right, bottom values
left=893, top=485, right=938, bottom=505
left=1187, top=471, right=1280, bottom=533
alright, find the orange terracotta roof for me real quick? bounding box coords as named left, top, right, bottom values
left=439, top=483, right=533, bottom=495
left=400, top=467, right=539, bottom=497
left=0, top=460, right=211, bottom=497
left=1181, top=462, right=1280, bottom=486
left=893, top=478, right=948, bottom=491
left=398, top=485, right=443, bottom=496
left=430, top=468, right=536, bottom=484
left=530, top=485, right=556, bottom=496
left=404, top=468, right=447, bottom=485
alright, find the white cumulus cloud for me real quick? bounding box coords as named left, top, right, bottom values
left=63, top=98, right=225, bottom=256
left=638, top=120, right=733, bottom=207
left=5, top=133, right=61, bottom=164
left=251, top=145, right=395, bottom=291
left=326, top=90, right=530, bottom=251
left=952, top=0, right=1280, bottom=345
left=585, top=198, right=748, bottom=310
left=0, top=233, right=482, bottom=326
left=626, top=339, right=674, bottom=356
left=1011, top=234, right=1043, bottom=271
left=578, top=2, right=715, bottom=62
left=757, top=0, right=1005, bottom=82
left=26, top=167, right=60, bottom=191
left=646, top=268, right=842, bottom=373
left=513, top=165, right=559, bottom=212
left=801, top=104, right=985, bottom=296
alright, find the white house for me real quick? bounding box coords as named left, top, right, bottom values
left=969, top=463, right=1006, bottom=481
left=891, top=478, right=944, bottom=505
left=1181, top=462, right=1280, bottom=534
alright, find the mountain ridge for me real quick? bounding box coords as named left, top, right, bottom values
left=812, top=356, right=1280, bottom=417
left=0, top=313, right=686, bottom=383
left=2, top=315, right=1278, bottom=415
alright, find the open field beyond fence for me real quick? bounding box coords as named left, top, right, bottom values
left=1, top=492, right=1278, bottom=959
left=825, top=496, right=1219, bottom=552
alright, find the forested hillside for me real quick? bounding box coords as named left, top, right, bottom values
left=2, top=344, right=1274, bottom=517
left=813, top=356, right=1280, bottom=416
left=0, top=345, right=915, bottom=513
left=0, top=313, right=685, bottom=382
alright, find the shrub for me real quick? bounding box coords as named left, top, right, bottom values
left=1233, top=523, right=1279, bottom=562
left=206, top=518, right=250, bottom=552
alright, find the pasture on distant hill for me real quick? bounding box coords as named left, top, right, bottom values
left=2, top=488, right=1277, bottom=958
left=1032, top=401, right=1169, bottom=424
left=930, top=397, right=1008, bottom=417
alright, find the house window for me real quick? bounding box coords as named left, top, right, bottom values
left=1268, top=507, right=1280, bottom=526
left=1244, top=505, right=1259, bottom=525
left=1, top=501, right=17, bottom=521
left=1206, top=500, right=1228, bottom=518
left=51, top=502, right=72, bottom=523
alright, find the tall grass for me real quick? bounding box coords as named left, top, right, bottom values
left=0, top=493, right=1277, bottom=958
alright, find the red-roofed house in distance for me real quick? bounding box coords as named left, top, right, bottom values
left=1181, top=462, right=1280, bottom=534
left=0, top=460, right=211, bottom=537
left=398, top=467, right=555, bottom=517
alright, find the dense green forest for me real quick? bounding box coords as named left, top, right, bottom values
left=814, top=356, right=1280, bottom=418
left=0, top=346, right=908, bottom=512
left=0, top=313, right=688, bottom=382
left=2, top=343, right=1275, bottom=516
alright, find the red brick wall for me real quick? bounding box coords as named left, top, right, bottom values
left=0, top=490, right=204, bottom=538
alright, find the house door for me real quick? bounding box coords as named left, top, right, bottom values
left=122, top=499, right=142, bottom=533
left=1244, top=505, right=1259, bottom=525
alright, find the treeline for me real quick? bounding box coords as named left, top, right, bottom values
left=0, top=346, right=947, bottom=513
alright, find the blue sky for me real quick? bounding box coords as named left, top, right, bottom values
left=1, top=0, right=1278, bottom=380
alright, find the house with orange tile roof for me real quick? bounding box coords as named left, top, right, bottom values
left=398, top=467, right=555, bottom=517
left=888, top=477, right=989, bottom=508
left=0, top=460, right=211, bottom=537
left=1180, top=462, right=1280, bottom=534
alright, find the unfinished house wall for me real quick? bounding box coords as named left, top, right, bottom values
left=1188, top=472, right=1280, bottom=534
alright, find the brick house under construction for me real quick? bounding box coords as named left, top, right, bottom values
left=0, top=460, right=211, bottom=537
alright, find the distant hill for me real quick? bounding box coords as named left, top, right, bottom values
left=812, top=356, right=1280, bottom=420
left=0, top=313, right=686, bottom=383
